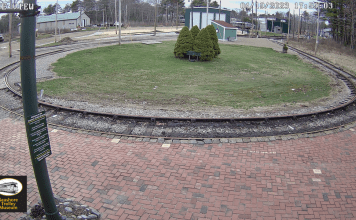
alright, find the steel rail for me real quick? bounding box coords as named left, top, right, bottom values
left=2, top=37, right=356, bottom=125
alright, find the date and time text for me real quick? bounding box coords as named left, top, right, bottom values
left=239, top=2, right=334, bottom=10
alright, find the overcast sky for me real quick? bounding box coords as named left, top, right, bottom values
left=1, top=0, right=320, bottom=16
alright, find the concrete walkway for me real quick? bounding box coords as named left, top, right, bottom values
left=1, top=116, right=356, bottom=220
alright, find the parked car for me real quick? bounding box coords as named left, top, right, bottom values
left=179, top=16, right=185, bottom=23
left=0, top=34, right=4, bottom=42
left=113, top=22, right=124, bottom=27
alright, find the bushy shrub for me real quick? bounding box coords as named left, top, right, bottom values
left=193, top=28, right=214, bottom=61
left=174, top=26, right=194, bottom=58
left=190, top=25, right=200, bottom=40
left=206, top=24, right=221, bottom=57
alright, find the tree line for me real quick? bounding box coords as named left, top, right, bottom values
left=325, top=0, right=355, bottom=49
left=41, top=0, right=222, bottom=26
left=42, top=0, right=186, bottom=26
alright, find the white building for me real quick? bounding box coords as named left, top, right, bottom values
left=36, top=12, right=90, bottom=32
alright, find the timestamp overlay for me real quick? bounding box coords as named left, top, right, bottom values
left=239, top=1, right=334, bottom=10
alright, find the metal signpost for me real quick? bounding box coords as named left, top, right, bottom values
left=0, top=0, right=61, bottom=219
left=26, top=111, right=52, bottom=164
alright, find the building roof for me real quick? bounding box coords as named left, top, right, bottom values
left=187, top=7, right=231, bottom=11
left=212, top=20, right=236, bottom=28
left=37, top=12, right=84, bottom=23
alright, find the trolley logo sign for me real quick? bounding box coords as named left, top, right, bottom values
left=25, top=111, right=52, bottom=164
left=1, top=2, right=35, bottom=10
left=0, top=176, right=27, bottom=212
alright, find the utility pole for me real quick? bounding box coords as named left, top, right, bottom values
left=255, top=0, right=257, bottom=35
left=154, top=0, right=157, bottom=36
left=55, top=0, right=58, bottom=43
left=293, top=10, right=295, bottom=39
left=191, top=0, right=193, bottom=28
left=166, top=4, right=168, bottom=26
left=206, top=0, right=209, bottom=28
left=298, top=8, right=301, bottom=42
left=272, top=18, right=274, bottom=35
left=315, top=2, right=320, bottom=55
left=127, top=5, right=129, bottom=24
left=126, top=5, right=127, bottom=25
left=287, top=9, right=290, bottom=43
left=351, top=0, right=355, bottom=49
left=8, top=0, right=12, bottom=57
left=79, top=3, right=82, bottom=28
left=250, top=0, right=253, bottom=37
left=176, top=1, right=179, bottom=29
left=265, top=10, right=267, bottom=37
left=115, top=0, right=117, bottom=35
left=102, top=9, right=104, bottom=27
left=219, top=0, right=221, bottom=20
left=19, top=0, right=62, bottom=219
left=119, top=0, right=121, bottom=45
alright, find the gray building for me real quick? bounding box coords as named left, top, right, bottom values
left=36, top=12, right=90, bottom=32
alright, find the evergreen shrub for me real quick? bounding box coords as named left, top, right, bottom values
left=206, top=24, right=221, bottom=57
left=193, top=28, right=214, bottom=61
left=174, top=26, right=194, bottom=58
left=190, top=25, right=200, bottom=40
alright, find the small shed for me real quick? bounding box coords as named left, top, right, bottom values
left=267, top=18, right=289, bottom=34
left=211, top=20, right=238, bottom=41
left=185, top=7, right=231, bottom=29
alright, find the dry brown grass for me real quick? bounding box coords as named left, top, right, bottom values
left=288, top=38, right=356, bottom=75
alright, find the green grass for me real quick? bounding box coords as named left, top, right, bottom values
left=37, top=41, right=331, bottom=109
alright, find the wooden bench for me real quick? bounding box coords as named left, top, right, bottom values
left=186, top=51, right=201, bottom=61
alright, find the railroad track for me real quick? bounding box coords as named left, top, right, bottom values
left=1, top=37, right=356, bottom=140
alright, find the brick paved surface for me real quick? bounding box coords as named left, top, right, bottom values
left=1, top=117, right=356, bottom=220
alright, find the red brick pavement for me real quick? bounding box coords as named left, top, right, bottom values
left=1, top=117, right=356, bottom=220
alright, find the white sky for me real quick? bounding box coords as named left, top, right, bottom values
left=1, top=0, right=320, bottom=15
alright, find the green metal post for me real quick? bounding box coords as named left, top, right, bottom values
left=20, top=0, right=61, bottom=219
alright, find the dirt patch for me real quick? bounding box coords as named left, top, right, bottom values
left=59, top=37, right=76, bottom=44
left=36, top=65, right=72, bottom=82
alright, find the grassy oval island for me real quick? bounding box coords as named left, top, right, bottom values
left=37, top=41, right=332, bottom=110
